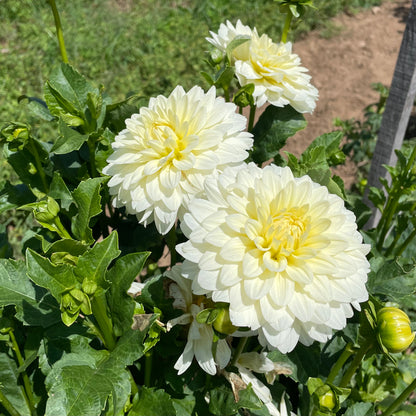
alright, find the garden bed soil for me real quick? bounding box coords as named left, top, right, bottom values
left=282, top=0, right=409, bottom=188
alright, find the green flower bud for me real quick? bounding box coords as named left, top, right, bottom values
left=213, top=307, right=238, bottom=335
left=377, top=307, right=415, bottom=353
left=319, top=389, right=336, bottom=411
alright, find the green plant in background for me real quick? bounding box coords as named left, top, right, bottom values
left=0, top=1, right=415, bottom=416
left=335, top=83, right=389, bottom=194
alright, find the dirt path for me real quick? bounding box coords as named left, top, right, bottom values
left=284, top=0, right=409, bottom=187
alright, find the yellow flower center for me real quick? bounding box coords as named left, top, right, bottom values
left=151, top=121, right=186, bottom=163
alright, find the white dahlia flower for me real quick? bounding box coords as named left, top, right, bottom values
left=103, top=85, right=253, bottom=235
left=166, top=265, right=231, bottom=376
left=177, top=163, right=370, bottom=353
left=207, top=21, right=318, bottom=112
left=206, top=19, right=257, bottom=57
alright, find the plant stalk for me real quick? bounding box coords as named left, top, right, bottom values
left=91, top=290, right=116, bottom=350
left=394, top=227, right=416, bottom=257
left=381, top=377, right=416, bottom=416
left=230, top=337, right=248, bottom=367
left=326, top=342, right=354, bottom=385
left=47, top=0, right=69, bottom=63
left=247, top=104, right=256, bottom=132
left=166, top=226, right=177, bottom=268
left=144, top=351, right=153, bottom=386
left=281, top=12, right=293, bottom=43
left=339, top=340, right=372, bottom=388
left=8, top=330, right=37, bottom=416
left=29, top=137, right=49, bottom=193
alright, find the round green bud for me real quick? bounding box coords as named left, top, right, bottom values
left=213, top=307, right=238, bottom=335
left=377, top=307, right=415, bottom=353
left=319, top=389, right=336, bottom=411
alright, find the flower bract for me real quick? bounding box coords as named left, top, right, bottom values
left=103, top=85, right=253, bottom=234
left=177, top=163, right=370, bottom=353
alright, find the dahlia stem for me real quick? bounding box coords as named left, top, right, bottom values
left=166, top=226, right=177, bottom=267
left=281, top=12, right=293, bottom=43
left=144, top=351, right=153, bottom=386
left=394, top=227, right=416, bottom=257
left=326, top=342, right=354, bottom=385
left=376, top=145, right=416, bottom=251
left=91, top=290, right=116, bottom=351
left=47, top=0, right=69, bottom=63
left=248, top=104, right=256, bottom=132
left=230, top=337, right=248, bottom=367
left=381, top=377, right=416, bottom=416
left=339, top=340, right=372, bottom=388
left=8, top=330, right=37, bottom=416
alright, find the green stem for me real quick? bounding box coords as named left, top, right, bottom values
left=376, top=145, right=416, bottom=251
left=29, top=137, right=48, bottom=193
left=381, top=377, right=416, bottom=416
left=9, top=331, right=37, bottom=416
left=47, top=0, right=69, bottom=63
left=144, top=351, right=153, bottom=386
left=91, top=290, right=116, bottom=350
left=339, top=340, right=372, bottom=388
left=326, top=342, right=354, bottom=385
left=281, top=12, right=293, bottom=43
left=394, top=227, right=416, bottom=257
left=224, top=86, right=230, bottom=103
left=230, top=337, right=248, bottom=367
left=247, top=104, right=256, bottom=132
left=87, top=137, right=98, bottom=178
left=0, top=388, right=22, bottom=416
left=54, top=217, right=72, bottom=239
left=166, top=226, right=177, bottom=267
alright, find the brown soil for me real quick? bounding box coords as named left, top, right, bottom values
left=284, top=0, right=410, bottom=187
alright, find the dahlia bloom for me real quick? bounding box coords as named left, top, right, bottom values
left=165, top=265, right=231, bottom=375
left=206, top=19, right=257, bottom=57
left=177, top=163, right=370, bottom=353
left=103, top=85, right=253, bottom=235
left=207, top=21, right=318, bottom=112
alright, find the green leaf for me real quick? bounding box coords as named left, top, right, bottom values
left=26, top=249, right=79, bottom=301
left=18, top=95, right=55, bottom=121
left=106, top=251, right=150, bottom=337
left=75, top=231, right=120, bottom=289
left=0, top=354, right=31, bottom=416
left=251, top=105, right=307, bottom=165
left=138, top=274, right=174, bottom=312
left=209, top=384, right=263, bottom=416
left=344, top=402, right=375, bottom=416
left=49, top=172, right=74, bottom=211
left=51, top=119, right=89, bottom=154
left=130, top=387, right=176, bottom=416
left=71, top=177, right=107, bottom=244
left=0, top=181, right=36, bottom=214
left=307, top=131, right=346, bottom=166
left=367, top=258, right=416, bottom=301
left=0, top=224, right=12, bottom=258
left=45, top=323, right=154, bottom=416
left=44, top=63, right=99, bottom=126
left=0, top=258, right=60, bottom=327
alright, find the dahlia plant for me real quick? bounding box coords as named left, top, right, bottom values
left=0, top=2, right=415, bottom=416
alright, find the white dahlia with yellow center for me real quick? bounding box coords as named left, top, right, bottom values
left=103, top=85, right=253, bottom=235
left=177, top=163, right=370, bottom=353
left=207, top=21, right=318, bottom=112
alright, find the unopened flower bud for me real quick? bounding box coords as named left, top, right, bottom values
left=377, top=307, right=415, bottom=353
left=319, top=389, right=336, bottom=411
left=213, top=307, right=238, bottom=335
